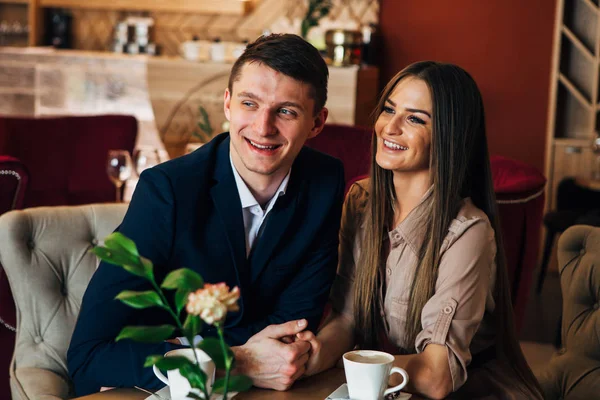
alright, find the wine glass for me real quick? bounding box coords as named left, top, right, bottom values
left=106, top=150, right=133, bottom=203
left=133, top=147, right=160, bottom=176
left=593, top=137, right=600, bottom=181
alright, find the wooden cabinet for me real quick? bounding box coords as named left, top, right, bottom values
left=546, top=0, right=600, bottom=209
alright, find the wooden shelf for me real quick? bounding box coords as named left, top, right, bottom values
left=554, top=137, right=593, bottom=146
left=562, top=26, right=595, bottom=60
left=0, top=0, right=29, bottom=4
left=38, top=0, right=253, bottom=15
left=558, top=73, right=593, bottom=108
left=547, top=0, right=600, bottom=210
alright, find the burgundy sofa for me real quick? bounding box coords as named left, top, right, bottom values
left=308, top=124, right=546, bottom=333
left=0, top=115, right=137, bottom=399
left=306, top=123, right=373, bottom=193
left=0, top=115, right=138, bottom=207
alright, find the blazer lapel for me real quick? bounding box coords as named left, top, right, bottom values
left=249, top=171, right=302, bottom=284
left=209, top=138, right=247, bottom=287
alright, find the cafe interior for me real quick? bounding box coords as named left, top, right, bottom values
left=0, top=0, right=599, bottom=399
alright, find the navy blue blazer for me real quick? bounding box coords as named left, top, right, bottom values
left=67, top=133, right=345, bottom=396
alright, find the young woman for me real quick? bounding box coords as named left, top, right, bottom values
left=297, top=61, right=543, bottom=399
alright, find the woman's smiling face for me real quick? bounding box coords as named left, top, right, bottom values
left=375, top=77, right=433, bottom=174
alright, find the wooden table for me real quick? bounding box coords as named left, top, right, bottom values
left=74, top=368, right=347, bottom=399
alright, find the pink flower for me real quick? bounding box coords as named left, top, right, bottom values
left=186, top=283, right=240, bottom=325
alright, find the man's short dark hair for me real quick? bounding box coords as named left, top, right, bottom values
left=228, top=34, right=328, bottom=115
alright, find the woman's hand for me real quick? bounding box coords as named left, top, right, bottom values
left=295, top=330, right=323, bottom=377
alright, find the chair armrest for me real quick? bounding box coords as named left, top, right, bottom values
left=0, top=263, right=16, bottom=331
left=11, top=367, right=72, bottom=400
left=537, top=352, right=600, bottom=400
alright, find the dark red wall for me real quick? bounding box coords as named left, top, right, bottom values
left=378, top=0, right=557, bottom=172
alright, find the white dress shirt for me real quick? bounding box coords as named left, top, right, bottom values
left=229, top=154, right=291, bottom=256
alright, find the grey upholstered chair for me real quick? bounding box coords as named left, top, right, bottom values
left=0, top=204, right=127, bottom=400
left=538, top=225, right=600, bottom=399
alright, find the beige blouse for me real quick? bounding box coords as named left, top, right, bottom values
left=331, top=180, right=541, bottom=399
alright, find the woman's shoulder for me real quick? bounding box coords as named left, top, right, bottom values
left=456, top=198, right=490, bottom=223
left=349, top=177, right=370, bottom=194
left=445, top=199, right=495, bottom=247
left=341, top=179, right=370, bottom=227
left=346, top=178, right=370, bottom=205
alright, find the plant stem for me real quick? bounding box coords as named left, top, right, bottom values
left=151, top=280, right=183, bottom=330
left=216, top=324, right=231, bottom=400
left=151, top=280, right=210, bottom=400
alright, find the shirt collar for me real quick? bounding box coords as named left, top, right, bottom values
left=229, top=153, right=291, bottom=210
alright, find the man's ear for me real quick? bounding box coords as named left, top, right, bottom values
left=308, top=107, right=329, bottom=139
left=223, top=88, right=232, bottom=121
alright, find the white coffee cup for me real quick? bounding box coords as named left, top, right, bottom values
left=343, top=350, right=409, bottom=400
left=153, top=348, right=216, bottom=400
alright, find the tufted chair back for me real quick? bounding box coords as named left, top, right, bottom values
left=538, top=225, right=600, bottom=399
left=0, top=204, right=127, bottom=400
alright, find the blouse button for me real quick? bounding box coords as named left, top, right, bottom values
left=386, top=268, right=392, bottom=275
left=443, top=305, right=453, bottom=314
left=393, top=233, right=401, bottom=240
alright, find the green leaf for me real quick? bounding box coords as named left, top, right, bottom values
left=91, top=247, right=149, bottom=280
left=186, top=393, right=204, bottom=400
left=161, top=268, right=204, bottom=291
left=115, top=290, right=167, bottom=310
left=183, top=314, right=202, bottom=338
left=104, top=232, right=139, bottom=257
left=197, top=338, right=233, bottom=370
left=143, top=354, right=164, bottom=368
left=140, top=257, right=155, bottom=281
left=115, top=325, right=175, bottom=343
left=154, top=355, right=194, bottom=371
left=179, top=363, right=207, bottom=391
left=91, top=247, right=138, bottom=269
left=175, top=288, right=191, bottom=315
left=213, top=375, right=253, bottom=393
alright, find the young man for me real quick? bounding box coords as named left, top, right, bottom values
left=67, top=34, right=345, bottom=396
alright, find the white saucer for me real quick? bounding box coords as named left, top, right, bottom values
left=325, top=383, right=412, bottom=400
left=144, top=386, right=237, bottom=400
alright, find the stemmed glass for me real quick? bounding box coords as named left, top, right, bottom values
left=593, top=137, right=600, bottom=181
left=106, top=150, right=133, bottom=203
left=133, top=147, right=160, bottom=176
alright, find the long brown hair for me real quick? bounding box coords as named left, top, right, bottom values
left=352, top=61, right=542, bottom=394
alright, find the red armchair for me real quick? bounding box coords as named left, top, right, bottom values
left=0, top=156, right=29, bottom=215
left=491, top=156, right=546, bottom=332
left=308, top=124, right=546, bottom=333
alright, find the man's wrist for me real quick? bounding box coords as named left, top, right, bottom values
left=231, top=345, right=248, bottom=375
